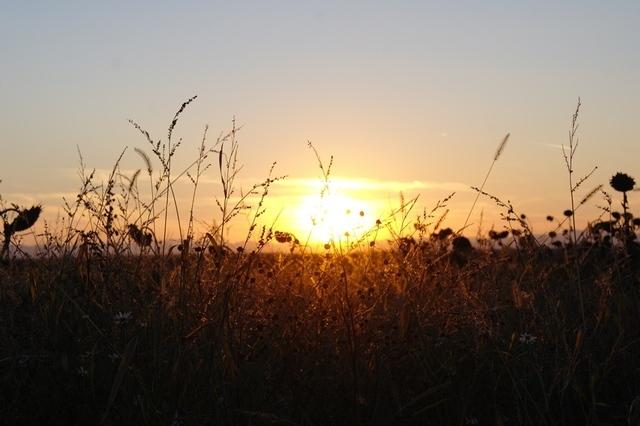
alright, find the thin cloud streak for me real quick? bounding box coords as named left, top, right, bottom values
left=544, top=143, right=565, bottom=150
left=270, top=177, right=470, bottom=195
left=4, top=192, right=79, bottom=204
left=57, top=166, right=470, bottom=196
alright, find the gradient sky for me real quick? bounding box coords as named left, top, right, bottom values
left=2, top=1, right=639, bottom=243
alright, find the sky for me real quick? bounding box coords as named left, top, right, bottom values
left=1, top=1, right=639, bottom=245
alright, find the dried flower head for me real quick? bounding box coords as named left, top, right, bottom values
left=489, top=230, right=509, bottom=240
left=610, top=172, right=635, bottom=193
left=452, top=236, right=472, bottom=253
left=128, top=224, right=152, bottom=247
left=114, top=311, right=133, bottom=325
left=519, top=332, right=537, bottom=344
left=274, top=231, right=293, bottom=244
left=10, top=205, right=42, bottom=233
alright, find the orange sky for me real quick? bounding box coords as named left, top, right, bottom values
left=1, top=2, right=639, bottom=247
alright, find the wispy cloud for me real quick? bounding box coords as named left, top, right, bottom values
left=59, top=167, right=145, bottom=182
left=271, top=177, right=469, bottom=194
left=3, top=192, right=78, bottom=204
left=57, top=166, right=469, bottom=197
left=544, top=143, right=565, bottom=150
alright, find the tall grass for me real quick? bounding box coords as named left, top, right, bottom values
left=1, top=99, right=640, bottom=425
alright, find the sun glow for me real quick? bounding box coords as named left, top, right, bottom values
left=293, top=184, right=382, bottom=245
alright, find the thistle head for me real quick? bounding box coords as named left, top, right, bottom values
left=10, top=205, right=42, bottom=233
left=610, top=172, right=635, bottom=193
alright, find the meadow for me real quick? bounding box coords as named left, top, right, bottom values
left=2, top=99, right=640, bottom=425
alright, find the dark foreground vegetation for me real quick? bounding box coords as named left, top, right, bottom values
left=2, top=98, right=640, bottom=425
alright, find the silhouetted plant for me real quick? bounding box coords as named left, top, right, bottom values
left=1, top=204, right=41, bottom=260
left=461, top=133, right=509, bottom=233
left=610, top=172, right=636, bottom=241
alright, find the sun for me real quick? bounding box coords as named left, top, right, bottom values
left=293, top=186, right=379, bottom=245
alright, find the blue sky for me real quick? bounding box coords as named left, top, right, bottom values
left=2, top=1, right=639, bottom=240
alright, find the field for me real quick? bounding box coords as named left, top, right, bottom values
left=2, top=100, right=640, bottom=425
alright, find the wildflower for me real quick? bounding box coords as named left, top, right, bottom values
left=546, top=215, right=554, bottom=222
left=437, top=228, right=453, bottom=240
left=127, top=224, right=152, bottom=247
left=610, top=173, right=636, bottom=239
left=563, top=209, right=573, bottom=217
left=274, top=231, right=293, bottom=243
left=519, top=332, right=537, bottom=344
left=452, top=236, right=472, bottom=253
left=610, top=172, right=635, bottom=193
left=77, top=366, right=89, bottom=377
left=114, top=311, right=133, bottom=325
left=170, top=411, right=184, bottom=426
left=592, top=221, right=613, bottom=234
left=489, top=230, right=509, bottom=240
left=548, top=231, right=557, bottom=239
left=80, top=350, right=95, bottom=360
left=108, top=352, right=122, bottom=361
left=9, top=205, right=42, bottom=233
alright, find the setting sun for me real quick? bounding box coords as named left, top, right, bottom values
left=292, top=180, right=381, bottom=245
left=295, top=193, right=369, bottom=244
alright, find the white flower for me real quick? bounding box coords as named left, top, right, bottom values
left=81, top=349, right=95, bottom=360
left=170, top=411, right=184, bottom=426
left=519, top=332, right=537, bottom=345
left=114, top=311, right=133, bottom=325
left=108, top=352, right=121, bottom=361
left=77, top=366, right=89, bottom=376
